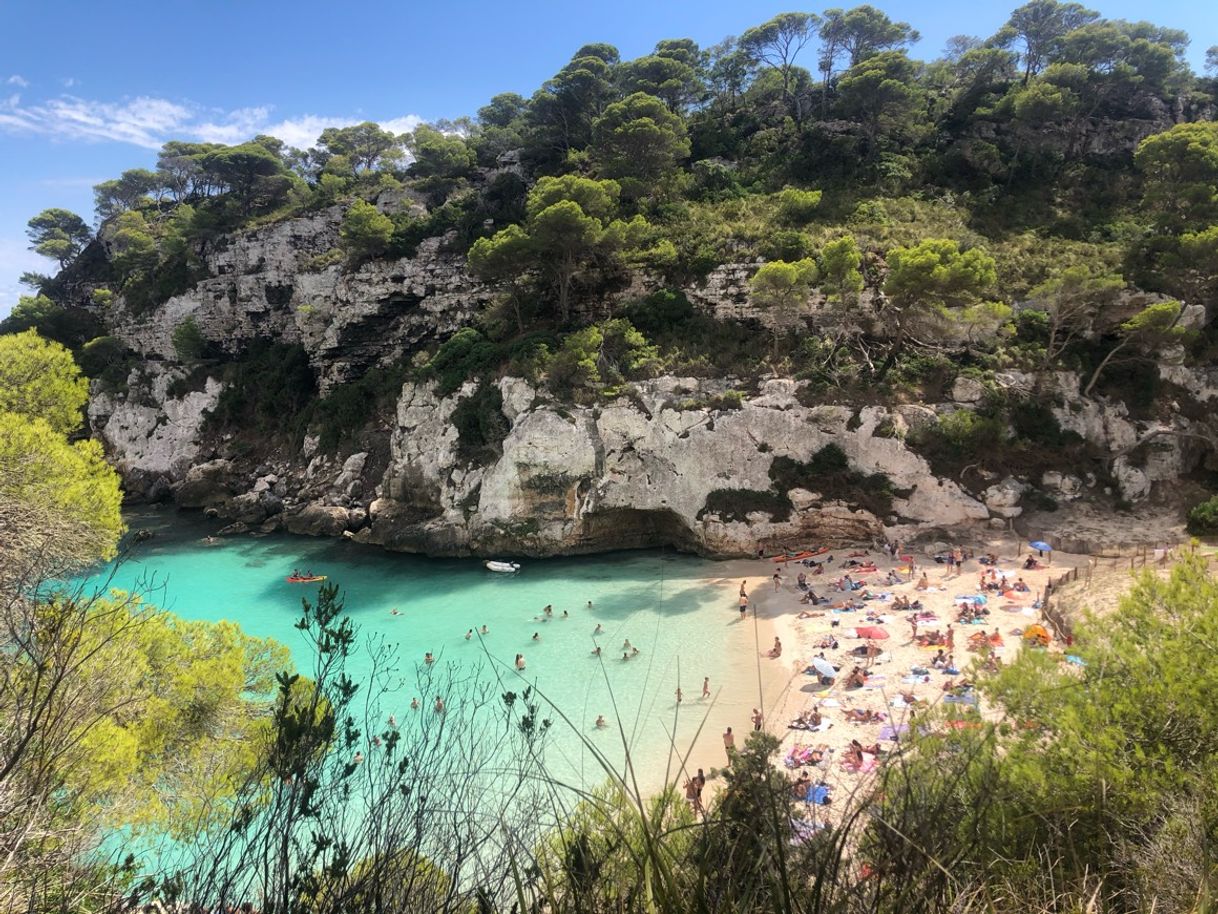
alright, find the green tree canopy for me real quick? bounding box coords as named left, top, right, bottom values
left=26, top=208, right=92, bottom=269
left=339, top=199, right=394, bottom=261
left=316, top=122, right=403, bottom=174
left=750, top=258, right=819, bottom=356
left=1135, top=121, right=1218, bottom=229
left=591, top=92, right=691, bottom=191
left=0, top=329, right=89, bottom=435
left=405, top=125, right=476, bottom=178
left=818, top=235, right=864, bottom=305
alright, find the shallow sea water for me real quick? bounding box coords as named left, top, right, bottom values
left=85, top=508, right=769, bottom=794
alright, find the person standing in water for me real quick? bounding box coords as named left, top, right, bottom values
left=434, top=696, right=445, bottom=713
left=464, top=629, right=472, bottom=640
left=479, top=624, right=489, bottom=634
left=702, top=676, right=710, bottom=699
left=515, top=654, right=526, bottom=670
left=739, top=592, right=749, bottom=618
left=675, top=686, right=683, bottom=704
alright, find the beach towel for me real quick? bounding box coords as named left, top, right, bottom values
left=802, top=784, right=831, bottom=805
left=944, top=692, right=978, bottom=706
left=879, top=724, right=909, bottom=741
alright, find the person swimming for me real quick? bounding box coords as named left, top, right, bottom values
left=532, top=632, right=540, bottom=641
left=479, top=624, right=489, bottom=634
left=515, top=654, right=526, bottom=670
left=594, top=623, right=603, bottom=634
left=595, top=714, right=607, bottom=728
left=465, top=629, right=473, bottom=640
left=623, top=638, right=633, bottom=650
left=410, top=697, right=420, bottom=710
left=591, top=645, right=602, bottom=656
left=434, top=696, right=445, bottom=713
left=423, top=652, right=434, bottom=664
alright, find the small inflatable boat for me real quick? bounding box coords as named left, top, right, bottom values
left=484, top=560, right=521, bottom=574
left=286, top=574, right=328, bottom=583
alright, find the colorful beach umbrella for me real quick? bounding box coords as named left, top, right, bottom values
left=1028, top=540, right=1053, bottom=552
left=854, top=625, right=890, bottom=640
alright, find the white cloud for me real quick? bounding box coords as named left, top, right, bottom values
left=61, top=77, right=78, bottom=88
left=0, top=91, right=424, bottom=151
left=6, top=75, right=29, bottom=88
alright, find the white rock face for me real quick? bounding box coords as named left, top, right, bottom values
left=88, top=367, right=222, bottom=480
left=951, top=376, right=986, bottom=403
left=984, top=477, right=1028, bottom=510
left=108, top=209, right=494, bottom=391
left=361, top=377, right=990, bottom=557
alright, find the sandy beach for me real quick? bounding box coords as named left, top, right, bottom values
left=676, top=535, right=1087, bottom=812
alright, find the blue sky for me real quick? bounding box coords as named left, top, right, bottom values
left=1, top=0, right=1214, bottom=316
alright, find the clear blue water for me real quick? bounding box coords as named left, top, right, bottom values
left=85, top=508, right=769, bottom=793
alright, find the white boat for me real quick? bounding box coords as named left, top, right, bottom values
left=485, top=560, right=521, bottom=574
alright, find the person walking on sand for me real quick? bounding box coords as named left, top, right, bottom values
left=909, top=616, right=919, bottom=643
left=723, top=726, right=736, bottom=761
left=702, top=676, right=710, bottom=699
left=946, top=624, right=955, bottom=650
left=739, top=592, right=749, bottom=618
left=740, top=580, right=748, bottom=597
left=676, top=686, right=683, bottom=704
left=751, top=707, right=763, bottom=731
left=773, top=570, right=782, bottom=592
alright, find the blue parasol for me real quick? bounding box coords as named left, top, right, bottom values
left=1028, top=540, right=1053, bottom=552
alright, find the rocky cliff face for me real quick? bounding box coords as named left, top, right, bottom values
left=108, top=204, right=494, bottom=391
left=82, top=197, right=1218, bottom=557
left=88, top=355, right=1218, bottom=557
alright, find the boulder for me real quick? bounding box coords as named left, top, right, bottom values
left=983, top=477, right=1028, bottom=510
left=1112, top=458, right=1151, bottom=501
left=176, top=459, right=236, bottom=508
left=285, top=504, right=351, bottom=537
left=332, top=452, right=368, bottom=494
left=1041, top=471, right=1084, bottom=500
left=951, top=376, right=986, bottom=403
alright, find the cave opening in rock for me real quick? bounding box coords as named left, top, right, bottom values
left=576, top=508, right=700, bottom=554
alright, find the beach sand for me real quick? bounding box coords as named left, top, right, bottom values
left=674, top=536, right=1089, bottom=812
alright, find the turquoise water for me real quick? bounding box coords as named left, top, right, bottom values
left=85, top=508, right=768, bottom=793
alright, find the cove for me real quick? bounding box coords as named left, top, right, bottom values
left=83, top=508, right=774, bottom=795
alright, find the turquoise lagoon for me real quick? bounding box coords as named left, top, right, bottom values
left=86, top=508, right=775, bottom=794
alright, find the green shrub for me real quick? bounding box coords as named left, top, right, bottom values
left=770, top=444, right=901, bottom=516
left=205, top=342, right=317, bottom=442
left=698, top=488, right=792, bottom=523
left=171, top=316, right=206, bottom=362
left=1187, top=496, right=1218, bottom=534
left=450, top=382, right=509, bottom=463
left=421, top=328, right=505, bottom=396
left=313, top=363, right=408, bottom=452
left=339, top=199, right=393, bottom=262
left=76, top=335, right=131, bottom=384
left=776, top=187, right=823, bottom=225
left=619, top=290, right=695, bottom=336
left=759, top=230, right=812, bottom=262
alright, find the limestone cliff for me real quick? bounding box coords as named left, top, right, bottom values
left=78, top=195, right=1218, bottom=557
